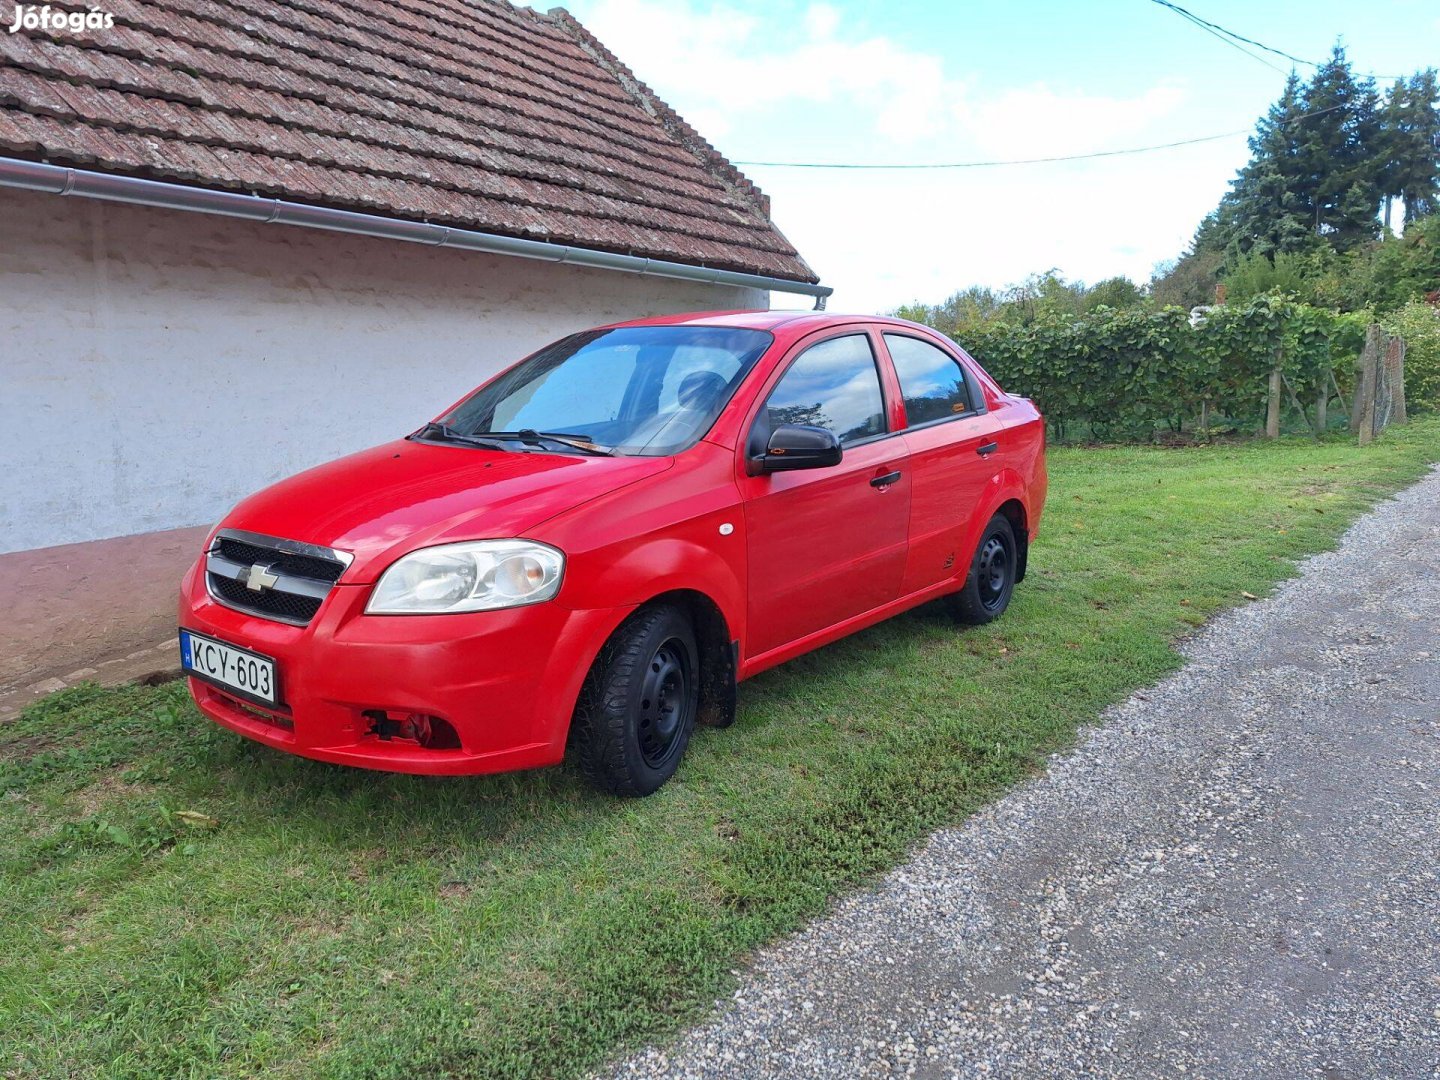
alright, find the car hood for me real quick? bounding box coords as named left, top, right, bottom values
left=220, top=440, right=673, bottom=582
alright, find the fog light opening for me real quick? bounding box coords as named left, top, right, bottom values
left=361, top=710, right=461, bottom=750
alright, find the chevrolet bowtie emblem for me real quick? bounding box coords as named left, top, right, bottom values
left=244, top=563, right=280, bottom=592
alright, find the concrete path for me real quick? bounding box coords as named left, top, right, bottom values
left=0, top=526, right=196, bottom=719
left=605, top=468, right=1440, bottom=1079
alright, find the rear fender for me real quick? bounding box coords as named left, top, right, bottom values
left=957, top=469, right=1032, bottom=583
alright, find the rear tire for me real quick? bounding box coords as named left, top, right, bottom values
left=571, top=604, right=699, bottom=797
left=948, top=515, right=1017, bottom=625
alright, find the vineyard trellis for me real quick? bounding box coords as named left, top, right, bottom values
left=956, top=297, right=1408, bottom=443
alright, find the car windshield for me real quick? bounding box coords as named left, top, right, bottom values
left=440, top=326, right=774, bottom=457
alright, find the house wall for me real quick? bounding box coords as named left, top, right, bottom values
left=0, top=187, right=767, bottom=555
left=0, top=188, right=767, bottom=688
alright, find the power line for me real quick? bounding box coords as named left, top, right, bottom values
left=1148, top=0, right=1304, bottom=71
left=735, top=131, right=1243, bottom=170
left=1147, top=0, right=1402, bottom=81
left=733, top=104, right=1348, bottom=171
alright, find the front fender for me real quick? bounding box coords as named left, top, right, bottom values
left=561, top=535, right=745, bottom=638
left=550, top=533, right=747, bottom=732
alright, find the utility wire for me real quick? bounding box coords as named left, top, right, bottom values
left=1149, top=0, right=1304, bottom=70
left=736, top=132, right=1242, bottom=170
left=733, top=103, right=1347, bottom=170
left=1147, top=0, right=1402, bottom=81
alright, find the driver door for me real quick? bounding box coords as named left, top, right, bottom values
left=738, top=331, right=911, bottom=660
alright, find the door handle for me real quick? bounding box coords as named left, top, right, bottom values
left=870, top=470, right=902, bottom=488
left=976, top=442, right=998, bottom=457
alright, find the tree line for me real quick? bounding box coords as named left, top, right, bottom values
left=1165, top=46, right=1439, bottom=308
left=896, top=47, right=1440, bottom=427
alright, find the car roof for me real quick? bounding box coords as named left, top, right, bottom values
left=597, top=310, right=941, bottom=336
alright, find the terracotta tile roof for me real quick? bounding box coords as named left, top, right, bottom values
left=0, top=0, right=818, bottom=283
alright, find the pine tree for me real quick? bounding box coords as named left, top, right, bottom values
left=1209, top=72, right=1315, bottom=257
left=1296, top=46, right=1381, bottom=250
left=1379, top=79, right=1408, bottom=229
left=1191, top=208, right=1232, bottom=255
left=1379, top=70, right=1440, bottom=224
left=1403, top=70, right=1440, bottom=218
left=1185, top=49, right=1436, bottom=284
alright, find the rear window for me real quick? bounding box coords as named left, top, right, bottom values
left=884, top=334, right=975, bottom=425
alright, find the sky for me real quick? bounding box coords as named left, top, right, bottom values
left=562, top=0, right=1440, bottom=312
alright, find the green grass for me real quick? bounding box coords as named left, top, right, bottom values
left=4, top=420, right=1439, bottom=1079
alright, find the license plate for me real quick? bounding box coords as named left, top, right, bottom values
left=180, top=629, right=280, bottom=707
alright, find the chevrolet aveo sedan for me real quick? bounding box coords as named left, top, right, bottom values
left=179, top=311, right=1047, bottom=796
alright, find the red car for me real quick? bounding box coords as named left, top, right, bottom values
left=178, top=312, right=1046, bottom=795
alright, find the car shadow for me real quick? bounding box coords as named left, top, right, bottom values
left=174, top=595, right=968, bottom=847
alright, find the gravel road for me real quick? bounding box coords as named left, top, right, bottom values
left=604, top=467, right=1440, bottom=1079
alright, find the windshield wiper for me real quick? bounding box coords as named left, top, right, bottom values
left=410, top=421, right=512, bottom=451
left=469, top=429, right=618, bottom=456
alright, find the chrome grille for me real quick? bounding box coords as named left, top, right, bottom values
left=216, top=536, right=345, bottom=583
left=205, top=529, right=351, bottom=626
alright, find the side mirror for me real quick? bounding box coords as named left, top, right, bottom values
left=759, top=423, right=842, bottom=472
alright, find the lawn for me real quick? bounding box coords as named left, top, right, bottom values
left=3, top=420, right=1439, bottom=1079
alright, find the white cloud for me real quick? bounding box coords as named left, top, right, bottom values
left=803, top=3, right=840, bottom=40
left=576, top=0, right=954, bottom=142
left=569, top=0, right=1223, bottom=313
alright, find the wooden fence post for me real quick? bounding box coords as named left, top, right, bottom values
left=1385, top=333, right=1407, bottom=426
left=1266, top=365, right=1282, bottom=438
left=1352, top=324, right=1381, bottom=438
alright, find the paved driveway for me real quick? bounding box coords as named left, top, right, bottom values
left=605, top=468, right=1440, bottom=1079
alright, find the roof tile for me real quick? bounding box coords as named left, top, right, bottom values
left=0, top=1, right=815, bottom=283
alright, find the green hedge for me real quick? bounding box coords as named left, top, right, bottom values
left=954, top=297, right=1372, bottom=440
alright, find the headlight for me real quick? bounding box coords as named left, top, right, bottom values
left=366, top=540, right=564, bottom=614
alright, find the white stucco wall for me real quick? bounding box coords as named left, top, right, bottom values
left=0, top=188, right=767, bottom=554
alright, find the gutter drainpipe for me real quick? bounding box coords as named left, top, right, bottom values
left=0, top=157, right=832, bottom=307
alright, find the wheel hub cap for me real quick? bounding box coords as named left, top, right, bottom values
left=978, top=536, right=1009, bottom=610
left=638, top=640, right=689, bottom=768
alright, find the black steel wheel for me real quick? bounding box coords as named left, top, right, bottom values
left=635, top=637, right=693, bottom=770
left=948, top=515, right=1018, bottom=625
left=571, top=604, right=699, bottom=797
left=975, top=533, right=1011, bottom=614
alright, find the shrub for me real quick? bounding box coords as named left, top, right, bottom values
left=951, top=297, right=1371, bottom=440
left=1222, top=249, right=1331, bottom=303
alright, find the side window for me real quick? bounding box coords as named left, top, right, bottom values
left=764, top=335, right=886, bottom=446
left=884, top=334, right=975, bottom=426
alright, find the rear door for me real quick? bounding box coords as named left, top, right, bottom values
left=882, top=332, right=1002, bottom=595
left=738, top=330, right=911, bottom=659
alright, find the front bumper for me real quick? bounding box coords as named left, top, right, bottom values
left=178, top=558, right=628, bottom=775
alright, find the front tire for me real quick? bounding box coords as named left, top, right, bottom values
left=572, top=604, right=699, bottom=797
left=948, top=515, right=1018, bottom=625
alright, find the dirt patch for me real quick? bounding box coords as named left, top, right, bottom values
left=0, top=730, right=64, bottom=762
left=70, top=769, right=157, bottom=817
left=346, top=847, right=390, bottom=883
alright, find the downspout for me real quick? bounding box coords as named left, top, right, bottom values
left=0, top=157, right=832, bottom=308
